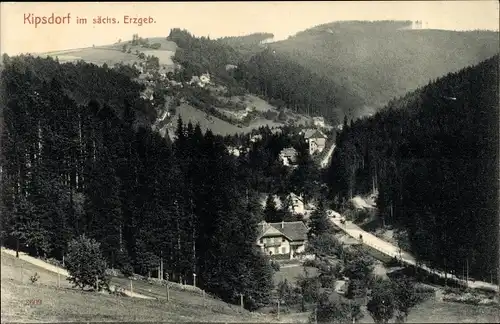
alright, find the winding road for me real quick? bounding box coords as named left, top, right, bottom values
left=320, top=144, right=336, bottom=168
left=328, top=215, right=499, bottom=292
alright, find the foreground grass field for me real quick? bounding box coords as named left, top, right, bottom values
left=0, top=252, right=276, bottom=323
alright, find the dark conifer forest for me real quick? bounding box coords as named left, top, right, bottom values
left=327, top=55, right=499, bottom=282
left=0, top=55, right=275, bottom=309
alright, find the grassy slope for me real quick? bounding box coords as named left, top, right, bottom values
left=269, top=21, right=499, bottom=116
left=0, top=252, right=275, bottom=323
left=170, top=102, right=287, bottom=137
left=41, top=38, right=177, bottom=67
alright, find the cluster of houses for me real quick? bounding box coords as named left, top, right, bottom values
left=278, top=126, right=328, bottom=167
left=188, top=72, right=211, bottom=88
left=255, top=192, right=313, bottom=259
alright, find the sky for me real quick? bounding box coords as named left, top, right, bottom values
left=1, top=1, right=499, bottom=55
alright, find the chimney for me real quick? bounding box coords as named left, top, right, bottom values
left=281, top=220, right=284, bottom=229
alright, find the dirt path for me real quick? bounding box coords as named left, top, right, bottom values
left=0, top=247, right=155, bottom=300
left=320, top=144, right=336, bottom=168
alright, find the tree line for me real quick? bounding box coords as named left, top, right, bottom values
left=0, top=54, right=274, bottom=310
left=326, top=55, right=499, bottom=283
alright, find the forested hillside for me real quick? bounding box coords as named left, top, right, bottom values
left=168, top=29, right=361, bottom=124
left=0, top=55, right=274, bottom=309
left=217, top=32, right=274, bottom=60
left=270, top=20, right=500, bottom=116
left=233, top=49, right=363, bottom=121
left=167, top=28, right=242, bottom=85
left=0, top=54, right=155, bottom=125
left=327, top=55, right=499, bottom=283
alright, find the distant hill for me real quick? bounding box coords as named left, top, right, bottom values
left=269, top=20, right=499, bottom=117
left=217, top=32, right=274, bottom=46
left=327, top=54, right=499, bottom=283
left=217, top=33, right=274, bottom=60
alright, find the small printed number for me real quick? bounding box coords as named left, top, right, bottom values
left=25, top=299, right=42, bottom=305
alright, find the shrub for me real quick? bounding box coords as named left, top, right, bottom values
left=313, top=292, right=363, bottom=324
left=29, top=272, right=40, bottom=284
left=263, top=110, right=278, bottom=120
left=270, top=260, right=281, bottom=272
left=65, top=234, right=110, bottom=291
left=150, top=43, right=162, bottom=49
left=115, top=249, right=134, bottom=277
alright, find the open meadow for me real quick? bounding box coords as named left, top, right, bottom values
left=0, top=252, right=276, bottom=323
left=41, top=38, right=177, bottom=67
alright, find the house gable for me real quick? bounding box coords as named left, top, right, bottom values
left=268, top=221, right=308, bottom=242
left=261, top=225, right=286, bottom=238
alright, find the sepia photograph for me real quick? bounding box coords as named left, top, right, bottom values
left=0, top=1, right=499, bottom=323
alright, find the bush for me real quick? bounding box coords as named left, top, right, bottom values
left=30, top=272, right=40, bottom=284
left=150, top=43, right=162, bottom=49
left=313, top=292, right=362, bottom=324
left=270, top=260, right=281, bottom=272
left=263, top=110, right=278, bottom=120
left=115, top=249, right=134, bottom=277
left=65, top=234, right=110, bottom=291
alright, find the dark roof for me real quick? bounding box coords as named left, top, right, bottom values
left=308, top=130, right=327, bottom=139
left=260, top=221, right=308, bottom=242
left=280, top=147, right=297, bottom=156
left=302, top=129, right=327, bottom=139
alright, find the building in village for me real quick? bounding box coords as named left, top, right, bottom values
left=312, top=116, right=326, bottom=128
left=301, top=129, right=328, bottom=155
left=227, top=146, right=242, bottom=157
left=250, top=134, right=263, bottom=143
left=260, top=192, right=305, bottom=215
left=189, top=72, right=212, bottom=88
left=279, top=147, right=298, bottom=166
left=256, top=220, right=308, bottom=259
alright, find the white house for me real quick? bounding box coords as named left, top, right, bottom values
left=250, top=134, right=263, bottom=143
left=312, top=117, right=326, bottom=128
left=227, top=146, right=241, bottom=157
left=279, top=147, right=298, bottom=166
left=159, top=110, right=170, bottom=122
left=288, top=192, right=305, bottom=215
left=256, top=221, right=308, bottom=259
left=225, top=64, right=238, bottom=71
left=199, top=73, right=211, bottom=86
left=301, top=129, right=328, bottom=155
left=260, top=192, right=305, bottom=215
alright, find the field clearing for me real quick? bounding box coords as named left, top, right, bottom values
left=41, top=44, right=176, bottom=67
left=406, top=298, right=500, bottom=323
left=101, top=38, right=178, bottom=52
left=1, top=252, right=274, bottom=323
left=171, top=104, right=284, bottom=136
left=43, top=48, right=141, bottom=66
left=243, top=94, right=279, bottom=112
left=173, top=104, right=243, bottom=136
left=346, top=299, right=500, bottom=324
left=141, top=50, right=175, bottom=65
left=273, top=265, right=318, bottom=286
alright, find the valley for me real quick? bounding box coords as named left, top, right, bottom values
left=1, top=15, right=499, bottom=324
